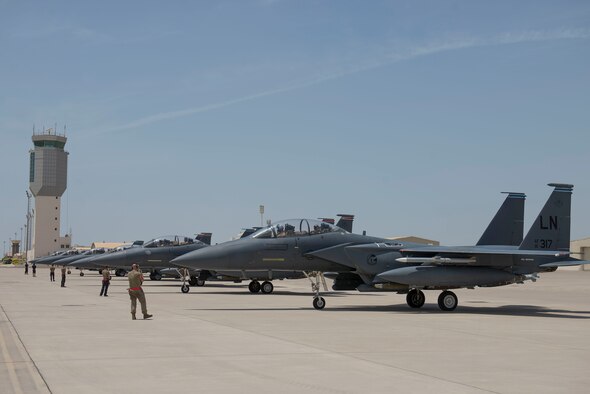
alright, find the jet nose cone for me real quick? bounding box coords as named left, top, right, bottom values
left=172, top=246, right=230, bottom=270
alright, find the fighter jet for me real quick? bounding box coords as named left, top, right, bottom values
left=32, top=249, right=83, bottom=266
left=53, top=248, right=108, bottom=275
left=309, top=183, right=589, bottom=311
left=172, top=186, right=586, bottom=311
left=177, top=214, right=357, bottom=294
left=70, top=233, right=211, bottom=280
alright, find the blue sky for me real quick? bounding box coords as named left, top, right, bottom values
left=1, top=0, right=589, bottom=250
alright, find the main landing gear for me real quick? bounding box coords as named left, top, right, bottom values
left=406, top=289, right=425, bottom=308
left=149, top=272, right=162, bottom=281
left=188, top=276, right=205, bottom=287
left=405, top=289, right=458, bottom=311
left=248, top=280, right=274, bottom=294
left=304, top=272, right=328, bottom=310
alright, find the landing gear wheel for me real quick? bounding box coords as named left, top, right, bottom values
left=79, top=272, right=84, bottom=277
left=248, top=280, right=261, bottom=293
left=195, top=278, right=205, bottom=287
left=154, top=273, right=162, bottom=281
left=149, top=272, right=156, bottom=281
left=406, top=289, right=426, bottom=308
left=313, top=297, right=326, bottom=310
left=181, top=284, right=190, bottom=293
left=260, top=281, right=274, bottom=294
left=438, top=291, right=458, bottom=311
left=188, top=276, right=198, bottom=286
left=115, top=269, right=126, bottom=277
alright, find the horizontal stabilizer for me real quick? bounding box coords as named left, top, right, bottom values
left=539, top=260, right=590, bottom=268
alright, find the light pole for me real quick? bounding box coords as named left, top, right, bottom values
left=259, top=205, right=265, bottom=227
left=25, top=191, right=32, bottom=261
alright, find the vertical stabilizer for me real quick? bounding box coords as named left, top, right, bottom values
left=476, top=192, right=525, bottom=246
left=336, top=214, right=354, bottom=233
left=196, top=232, right=212, bottom=245
left=519, top=183, right=573, bottom=251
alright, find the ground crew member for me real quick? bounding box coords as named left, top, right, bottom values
left=32, top=263, right=37, bottom=277
left=127, top=264, right=152, bottom=320
left=24, top=261, right=29, bottom=275
left=50, top=264, right=56, bottom=282
left=60, top=265, right=67, bottom=287
left=100, top=267, right=111, bottom=296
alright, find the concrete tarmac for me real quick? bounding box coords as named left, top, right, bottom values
left=1, top=266, right=589, bottom=394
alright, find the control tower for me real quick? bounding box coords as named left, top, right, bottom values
left=29, top=129, right=70, bottom=258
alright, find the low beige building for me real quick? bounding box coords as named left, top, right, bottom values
left=387, top=236, right=439, bottom=246
left=571, top=237, right=590, bottom=271
left=90, top=242, right=126, bottom=250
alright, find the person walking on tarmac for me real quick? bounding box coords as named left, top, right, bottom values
left=127, top=264, right=152, bottom=320
left=32, top=263, right=37, bottom=277
left=100, top=266, right=111, bottom=296
left=50, top=264, right=56, bottom=282
left=60, top=265, right=67, bottom=287
left=24, top=261, right=29, bottom=275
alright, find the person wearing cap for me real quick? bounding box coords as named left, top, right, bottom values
left=127, top=264, right=152, bottom=320
left=49, top=264, right=56, bottom=282
left=100, top=266, right=111, bottom=296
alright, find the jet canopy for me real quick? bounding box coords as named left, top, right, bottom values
left=252, top=219, right=348, bottom=239
left=143, top=235, right=196, bottom=248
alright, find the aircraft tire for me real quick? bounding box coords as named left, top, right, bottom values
left=195, top=279, right=205, bottom=286
left=79, top=272, right=84, bottom=277
left=313, top=297, right=326, bottom=310
left=149, top=272, right=156, bottom=281
left=115, top=269, right=126, bottom=277
left=181, top=284, right=190, bottom=293
left=406, top=289, right=426, bottom=308
left=248, top=280, right=261, bottom=293
left=438, top=291, right=458, bottom=311
left=260, top=281, right=274, bottom=294
left=188, top=276, right=198, bottom=286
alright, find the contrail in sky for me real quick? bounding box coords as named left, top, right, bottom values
left=99, top=28, right=590, bottom=134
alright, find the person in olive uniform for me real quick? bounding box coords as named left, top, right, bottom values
left=60, top=265, right=67, bottom=287
left=100, top=267, right=111, bottom=296
left=49, top=264, right=56, bottom=282
left=127, top=264, right=152, bottom=320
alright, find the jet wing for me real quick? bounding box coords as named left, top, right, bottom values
left=400, top=246, right=569, bottom=257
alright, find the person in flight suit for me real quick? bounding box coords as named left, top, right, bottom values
left=50, top=264, right=56, bottom=282
left=100, top=267, right=111, bottom=296
left=60, top=265, right=67, bottom=287
left=127, top=264, right=152, bottom=320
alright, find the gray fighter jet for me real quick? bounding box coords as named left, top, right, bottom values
left=181, top=215, right=357, bottom=293
left=53, top=248, right=108, bottom=275
left=171, top=192, right=531, bottom=309
left=69, top=233, right=211, bottom=280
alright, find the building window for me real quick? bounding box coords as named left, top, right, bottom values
left=29, top=152, right=35, bottom=182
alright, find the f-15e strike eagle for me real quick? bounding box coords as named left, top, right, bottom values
left=172, top=183, right=588, bottom=311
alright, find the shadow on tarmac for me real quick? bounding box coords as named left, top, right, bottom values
left=185, top=303, right=590, bottom=318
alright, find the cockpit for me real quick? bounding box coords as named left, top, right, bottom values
left=143, top=235, right=196, bottom=248
left=252, top=219, right=348, bottom=239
